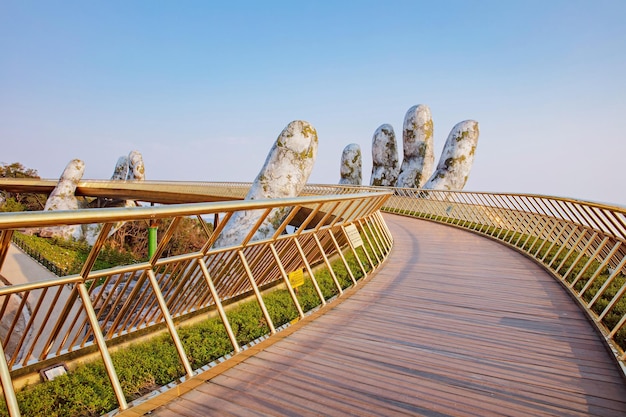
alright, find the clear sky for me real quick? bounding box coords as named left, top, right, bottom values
left=1, top=1, right=625, bottom=206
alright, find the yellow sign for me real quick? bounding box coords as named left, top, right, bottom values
left=288, top=269, right=305, bottom=288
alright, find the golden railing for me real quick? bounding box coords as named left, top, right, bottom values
left=0, top=179, right=384, bottom=204
left=3, top=178, right=625, bottom=415
left=0, top=182, right=393, bottom=416
left=382, top=187, right=626, bottom=373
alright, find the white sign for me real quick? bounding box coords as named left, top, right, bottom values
left=345, top=224, right=364, bottom=248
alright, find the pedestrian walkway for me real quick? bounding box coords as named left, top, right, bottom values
left=134, top=214, right=626, bottom=416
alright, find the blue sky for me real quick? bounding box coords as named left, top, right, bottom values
left=1, top=1, right=625, bottom=206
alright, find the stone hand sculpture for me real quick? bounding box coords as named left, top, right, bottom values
left=359, top=104, right=479, bottom=191
left=39, top=151, right=146, bottom=244
left=111, top=156, right=130, bottom=181
left=396, top=104, right=435, bottom=188
left=214, top=120, right=318, bottom=248
left=370, top=124, right=399, bottom=187
left=83, top=150, right=146, bottom=244
left=127, top=150, right=146, bottom=181
left=39, top=159, right=85, bottom=240
left=111, top=150, right=146, bottom=183
left=339, top=143, right=362, bottom=186
left=423, top=120, right=479, bottom=191
left=107, top=150, right=145, bottom=208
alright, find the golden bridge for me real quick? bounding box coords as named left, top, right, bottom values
left=0, top=179, right=625, bottom=416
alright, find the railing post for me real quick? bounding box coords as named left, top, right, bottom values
left=532, top=221, right=559, bottom=258
left=0, top=342, right=20, bottom=417
left=294, top=237, right=326, bottom=306
left=543, top=224, right=573, bottom=265
left=238, top=250, right=276, bottom=335
left=374, top=211, right=393, bottom=250
left=196, top=258, right=241, bottom=353
left=562, top=233, right=599, bottom=280
left=75, top=282, right=128, bottom=410
left=594, top=256, right=626, bottom=317
left=269, top=243, right=305, bottom=319
left=579, top=242, right=622, bottom=298
left=145, top=269, right=194, bottom=377
left=569, top=237, right=611, bottom=290
left=328, top=229, right=357, bottom=286
left=359, top=218, right=383, bottom=265
left=341, top=225, right=367, bottom=278
left=313, top=234, right=343, bottom=295
left=0, top=230, right=14, bottom=273
left=352, top=222, right=375, bottom=270
left=552, top=227, right=585, bottom=272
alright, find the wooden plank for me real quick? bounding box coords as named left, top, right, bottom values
left=146, top=215, right=626, bottom=416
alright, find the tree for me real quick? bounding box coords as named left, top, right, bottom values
left=0, top=162, right=47, bottom=211
left=0, top=162, right=39, bottom=179
left=106, top=216, right=213, bottom=260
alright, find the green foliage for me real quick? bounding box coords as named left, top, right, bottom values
left=264, top=290, right=299, bottom=327
left=159, top=217, right=212, bottom=258
left=12, top=232, right=141, bottom=276
left=315, top=268, right=340, bottom=299
left=179, top=319, right=233, bottom=369
left=0, top=197, right=25, bottom=213
left=295, top=276, right=325, bottom=311
left=13, top=364, right=115, bottom=417
left=0, top=245, right=380, bottom=417
left=0, top=163, right=39, bottom=179
left=0, top=162, right=46, bottom=211
left=227, top=300, right=269, bottom=345
left=10, top=215, right=212, bottom=276
left=113, top=335, right=184, bottom=396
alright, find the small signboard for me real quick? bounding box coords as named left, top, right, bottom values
left=345, top=224, right=364, bottom=248
left=40, top=363, right=68, bottom=381
left=288, top=269, right=304, bottom=288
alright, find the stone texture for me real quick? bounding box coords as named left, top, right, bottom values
left=370, top=124, right=399, bottom=187
left=37, top=151, right=146, bottom=246
left=396, top=104, right=435, bottom=188
left=423, top=120, right=480, bottom=191
left=83, top=151, right=146, bottom=245
left=111, top=156, right=130, bottom=180
left=119, top=150, right=144, bottom=208
left=39, top=159, right=85, bottom=240
left=214, top=120, right=318, bottom=247
left=339, top=143, right=362, bottom=185
left=128, top=150, right=145, bottom=181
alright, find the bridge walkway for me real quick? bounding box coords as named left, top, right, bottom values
left=143, top=214, right=626, bottom=416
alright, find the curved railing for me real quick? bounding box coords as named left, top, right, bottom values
left=0, top=178, right=385, bottom=204
left=382, top=187, right=626, bottom=374
left=0, top=184, right=393, bottom=416
left=2, top=179, right=625, bottom=416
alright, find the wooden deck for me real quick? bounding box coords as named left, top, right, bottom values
left=147, top=214, right=626, bottom=416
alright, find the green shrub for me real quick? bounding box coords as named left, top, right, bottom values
left=179, top=319, right=234, bottom=369
left=264, top=290, right=299, bottom=327
left=12, top=233, right=142, bottom=276
left=0, top=233, right=382, bottom=416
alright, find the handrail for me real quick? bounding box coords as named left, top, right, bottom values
left=0, top=178, right=384, bottom=204
left=0, top=185, right=393, bottom=416
left=382, top=187, right=626, bottom=374
left=2, top=179, right=625, bottom=414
